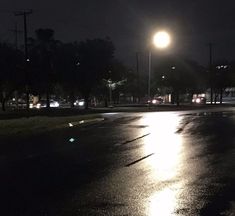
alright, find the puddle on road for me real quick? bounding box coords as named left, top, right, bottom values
left=184, top=111, right=235, bottom=118
left=133, top=112, right=205, bottom=215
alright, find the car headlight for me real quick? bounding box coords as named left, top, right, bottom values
left=78, top=101, right=85, bottom=106
left=36, top=103, right=41, bottom=109
left=152, top=99, right=157, bottom=104
left=196, top=98, right=201, bottom=103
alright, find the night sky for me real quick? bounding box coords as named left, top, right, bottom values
left=1, top=0, right=235, bottom=68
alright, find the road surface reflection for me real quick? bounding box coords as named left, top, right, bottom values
left=141, top=113, right=184, bottom=181
left=139, top=113, right=185, bottom=215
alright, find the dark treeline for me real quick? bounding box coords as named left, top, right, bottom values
left=0, top=28, right=135, bottom=111
left=152, top=57, right=235, bottom=105
left=1, top=28, right=235, bottom=111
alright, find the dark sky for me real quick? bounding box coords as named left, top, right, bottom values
left=1, top=0, right=235, bottom=68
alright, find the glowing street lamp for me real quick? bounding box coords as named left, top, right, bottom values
left=153, top=31, right=171, bottom=49
left=148, top=31, right=171, bottom=100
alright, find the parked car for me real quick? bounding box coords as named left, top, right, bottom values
left=30, top=99, right=60, bottom=109
left=151, top=97, right=163, bottom=105
left=9, top=100, right=27, bottom=109
left=74, top=99, right=85, bottom=107
left=192, top=97, right=206, bottom=104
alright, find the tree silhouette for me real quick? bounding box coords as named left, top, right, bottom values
left=77, top=38, right=115, bottom=109
left=93, top=60, right=129, bottom=106
left=213, top=61, right=235, bottom=104
left=0, top=43, right=24, bottom=111
left=153, top=58, right=206, bottom=105
left=56, top=42, right=80, bottom=107
left=29, top=28, right=59, bottom=108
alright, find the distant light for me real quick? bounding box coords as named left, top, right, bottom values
left=152, top=99, right=157, bottom=104
left=52, top=101, right=59, bottom=107
left=69, top=138, right=75, bottom=142
left=74, top=100, right=85, bottom=106
left=78, top=101, right=85, bottom=106
left=26, top=58, right=30, bottom=62
left=171, top=66, right=176, bottom=70
left=162, top=75, right=165, bottom=79
left=153, top=31, right=171, bottom=49
left=216, top=65, right=228, bottom=69
left=69, top=123, right=73, bottom=127
left=196, top=98, right=201, bottom=103
left=79, top=120, right=84, bottom=124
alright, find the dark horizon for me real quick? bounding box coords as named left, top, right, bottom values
left=1, top=0, right=235, bottom=68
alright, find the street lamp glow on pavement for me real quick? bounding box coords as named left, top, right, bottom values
left=148, top=30, right=171, bottom=100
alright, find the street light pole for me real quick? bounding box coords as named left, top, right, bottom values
left=208, top=43, right=214, bottom=104
left=148, top=51, right=152, bottom=100
left=147, top=30, right=171, bottom=102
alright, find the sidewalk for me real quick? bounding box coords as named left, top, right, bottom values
left=0, top=112, right=105, bottom=137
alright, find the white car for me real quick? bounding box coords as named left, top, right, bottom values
left=151, top=97, right=163, bottom=105
left=74, top=99, right=85, bottom=107
left=192, top=97, right=206, bottom=104
left=30, top=100, right=60, bottom=109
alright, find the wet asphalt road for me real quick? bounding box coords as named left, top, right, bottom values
left=1, top=109, right=235, bottom=215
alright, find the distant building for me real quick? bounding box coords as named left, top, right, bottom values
left=205, top=87, right=235, bottom=104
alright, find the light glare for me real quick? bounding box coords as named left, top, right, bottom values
left=153, top=31, right=171, bottom=49
left=69, top=138, right=75, bottom=142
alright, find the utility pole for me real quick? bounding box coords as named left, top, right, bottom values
left=208, top=43, right=214, bottom=104
left=14, top=10, right=32, bottom=110
left=9, top=23, right=22, bottom=109
left=15, top=10, right=32, bottom=61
